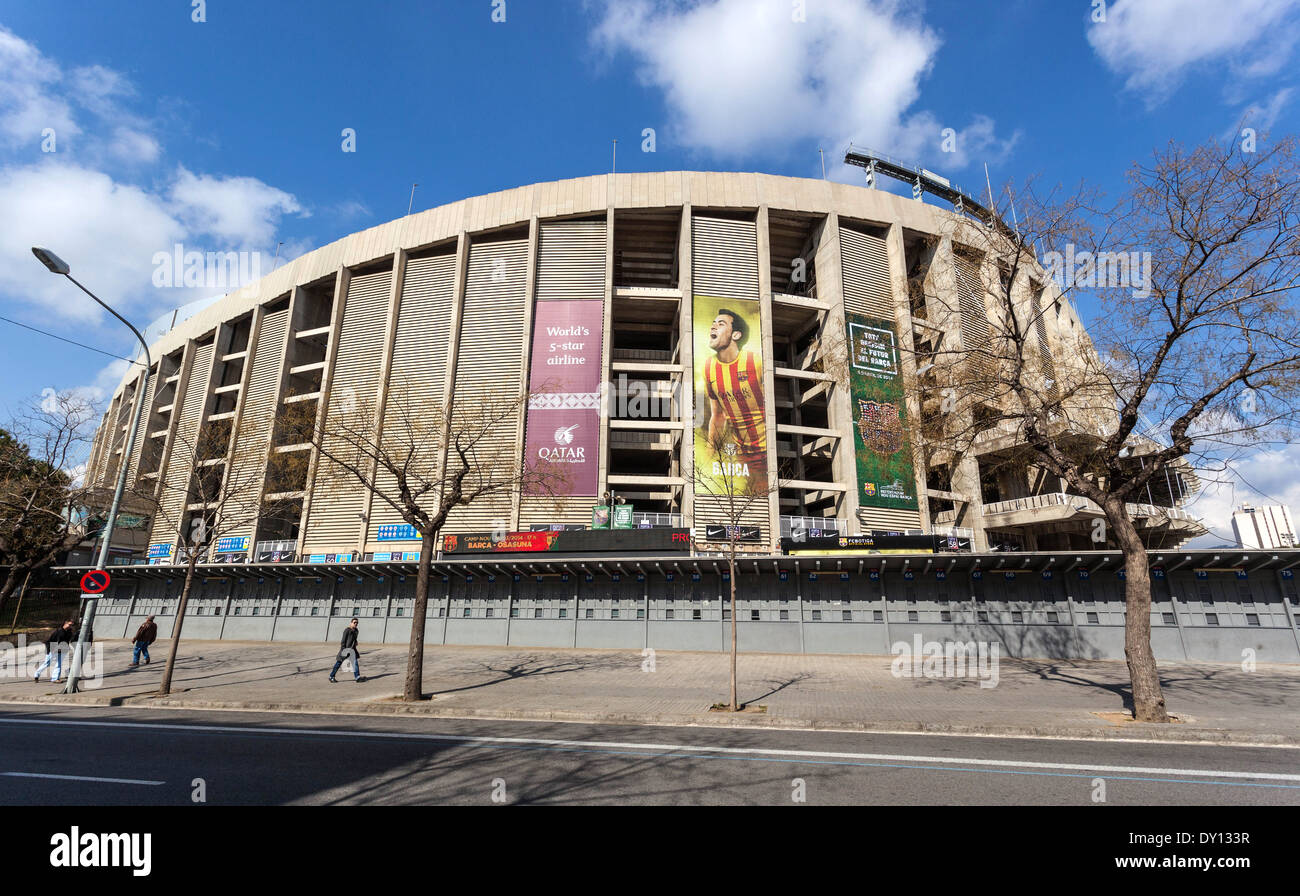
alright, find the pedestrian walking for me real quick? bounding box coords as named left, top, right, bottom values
left=33, top=620, right=75, bottom=682
left=329, top=618, right=364, bottom=683
left=130, top=616, right=158, bottom=667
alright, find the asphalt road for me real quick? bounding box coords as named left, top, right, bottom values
left=1, top=705, right=1297, bottom=806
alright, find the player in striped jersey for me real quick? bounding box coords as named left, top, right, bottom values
left=704, top=308, right=768, bottom=492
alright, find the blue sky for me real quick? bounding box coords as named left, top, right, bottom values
left=1, top=0, right=1297, bottom=541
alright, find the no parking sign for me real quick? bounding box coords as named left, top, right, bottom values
left=80, top=569, right=111, bottom=596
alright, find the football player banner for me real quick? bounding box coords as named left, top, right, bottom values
left=845, top=310, right=918, bottom=511
left=692, top=296, right=768, bottom=495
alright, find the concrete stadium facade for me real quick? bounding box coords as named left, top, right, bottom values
left=88, top=170, right=1205, bottom=564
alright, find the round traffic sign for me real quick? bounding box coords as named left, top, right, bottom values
left=80, top=569, right=111, bottom=594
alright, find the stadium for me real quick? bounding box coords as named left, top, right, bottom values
left=68, top=168, right=1298, bottom=663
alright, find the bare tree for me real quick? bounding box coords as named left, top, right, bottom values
left=685, top=427, right=787, bottom=712
left=292, top=377, right=569, bottom=702
left=0, top=391, right=104, bottom=617
left=916, top=135, right=1300, bottom=721
left=141, top=415, right=301, bottom=696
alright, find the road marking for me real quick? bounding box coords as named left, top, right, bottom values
left=2, top=772, right=164, bottom=785
left=2, top=716, right=1297, bottom=784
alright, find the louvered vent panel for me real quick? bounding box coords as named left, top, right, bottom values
left=303, top=270, right=392, bottom=553
left=536, top=220, right=607, bottom=301
left=953, top=252, right=996, bottom=395
left=444, top=239, right=528, bottom=534
left=150, top=343, right=214, bottom=548
left=857, top=506, right=923, bottom=532
left=124, top=374, right=156, bottom=488
left=840, top=227, right=895, bottom=319
left=517, top=496, right=593, bottom=529
left=222, top=308, right=288, bottom=543
left=692, top=216, right=759, bottom=300
left=366, top=254, right=457, bottom=545
left=101, top=389, right=135, bottom=487
left=1032, top=294, right=1059, bottom=402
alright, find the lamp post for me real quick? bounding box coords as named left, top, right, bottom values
left=32, top=248, right=153, bottom=694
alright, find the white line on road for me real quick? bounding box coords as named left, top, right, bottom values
left=2, top=772, right=164, bottom=785
left=2, top=716, right=1297, bottom=783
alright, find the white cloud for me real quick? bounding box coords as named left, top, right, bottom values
left=0, top=25, right=78, bottom=148
left=1235, top=87, right=1294, bottom=135
left=169, top=166, right=306, bottom=247
left=1087, top=0, right=1300, bottom=100
left=1184, top=445, right=1300, bottom=546
left=107, top=126, right=162, bottom=164
left=591, top=0, right=1014, bottom=170
left=0, top=26, right=306, bottom=352
left=0, top=162, right=184, bottom=322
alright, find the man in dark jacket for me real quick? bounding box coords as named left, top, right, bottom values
left=329, top=618, right=363, bottom=683
left=130, top=616, right=158, bottom=667
left=33, top=620, right=75, bottom=682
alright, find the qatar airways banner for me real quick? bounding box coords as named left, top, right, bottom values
left=524, top=300, right=603, bottom=496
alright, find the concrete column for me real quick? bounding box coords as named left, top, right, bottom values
left=678, top=204, right=695, bottom=529
left=755, top=206, right=780, bottom=546
left=930, top=237, right=988, bottom=551
left=511, top=218, right=541, bottom=531
left=885, top=223, right=932, bottom=534
left=813, top=213, right=857, bottom=529
left=597, top=207, right=615, bottom=506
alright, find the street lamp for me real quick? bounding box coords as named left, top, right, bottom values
left=32, top=247, right=153, bottom=694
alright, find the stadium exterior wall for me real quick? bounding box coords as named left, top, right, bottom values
left=88, top=171, right=1202, bottom=565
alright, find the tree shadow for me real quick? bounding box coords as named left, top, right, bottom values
left=425, top=653, right=634, bottom=698
left=746, top=671, right=816, bottom=704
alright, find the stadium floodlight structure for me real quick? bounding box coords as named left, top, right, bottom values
left=844, top=147, right=1004, bottom=228
left=32, top=247, right=153, bottom=694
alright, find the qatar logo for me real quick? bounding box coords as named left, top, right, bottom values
left=538, top=424, right=585, bottom=462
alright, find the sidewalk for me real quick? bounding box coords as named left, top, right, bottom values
left=3, top=639, right=1299, bottom=745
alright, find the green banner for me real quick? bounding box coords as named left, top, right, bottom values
left=592, top=505, right=611, bottom=529
left=845, top=311, right=918, bottom=511
left=613, top=504, right=634, bottom=529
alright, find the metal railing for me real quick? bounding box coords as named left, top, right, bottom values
left=632, top=512, right=683, bottom=528
left=980, top=492, right=1201, bottom=525
left=779, top=515, right=845, bottom=537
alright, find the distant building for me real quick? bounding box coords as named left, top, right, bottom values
left=1232, top=504, right=1297, bottom=550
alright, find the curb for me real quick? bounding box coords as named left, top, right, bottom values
left=3, top=693, right=1296, bottom=747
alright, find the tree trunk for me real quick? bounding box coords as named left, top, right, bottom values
left=158, top=558, right=197, bottom=696
left=405, top=533, right=434, bottom=701
left=1108, top=501, right=1169, bottom=723
left=0, top=565, right=24, bottom=625
left=729, top=551, right=738, bottom=711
